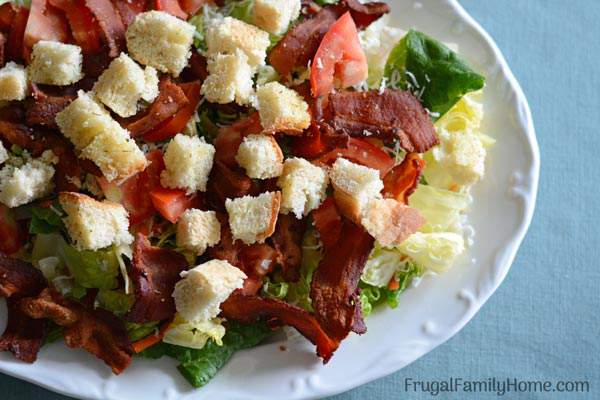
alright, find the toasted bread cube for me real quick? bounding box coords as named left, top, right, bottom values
left=0, top=152, right=56, bottom=208
left=59, top=192, right=133, bottom=251
left=28, top=41, right=83, bottom=86
left=173, top=259, right=246, bottom=322
left=253, top=0, right=301, bottom=35
left=141, top=66, right=159, bottom=102
left=161, top=134, right=215, bottom=194
left=0, top=142, right=7, bottom=165
left=442, top=132, right=486, bottom=185
left=201, top=50, right=253, bottom=105
left=176, top=209, right=221, bottom=255
left=256, top=82, right=310, bottom=133
left=277, top=157, right=328, bottom=218
left=0, top=62, right=29, bottom=101
left=225, top=191, right=281, bottom=245
left=330, top=158, right=383, bottom=223
left=56, top=91, right=147, bottom=183
left=126, top=11, right=195, bottom=76
left=235, top=134, right=283, bottom=179
left=361, top=198, right=425, bottom=247
left=206, top=16, right=270, bottom=69
left=93, top=53, right=159, bottom=117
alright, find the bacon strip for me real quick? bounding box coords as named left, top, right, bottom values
left=0, top=253, right=46, bottom=299
left=340, top=0, right=390, bottom=30
left=126, top=234, right=189, bottom=323
left=310, top=220, right=374, bottom=343
left=155, top=0, right=187, bottom=19
left=113, top=0, right=148, bottom=28
left=50, top=0, right=103, bottom=54
left=383, top=153, right=425, bottom=204
left=221, top=293, right=338, bottom=362
left=6, top=6, right=29, bottom=61
left=21, top=288, right=133, bottom=374
left=84, top=0, right=126, bottom=57
left=270, top=214, right=305, bottom=282
left=126, top=78, right=189, bottom=138
left=0, top=3, right=16, bottom=31
left=26, top=84, right=75, bottom=129
left=312, top=197, right=342, bottom=250
left=0, top=299, right=45, bottom=363
left=326, top=89, right=439, bottom=153
left=23, top=0, right=70, bottom=59
left=0, top=32, right=6, bottom=67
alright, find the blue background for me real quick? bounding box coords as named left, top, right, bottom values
left=2, top=0, right=599, bottom=399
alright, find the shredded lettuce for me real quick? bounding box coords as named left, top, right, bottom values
left=409, top=184, right=471, bottom=233
left=285, top=229, right=323, bottom=311
left=384, top=29, right=485, bottom=118
left=362, top=244, right=406, bottom=287
left=261, top=278, right=289, bottom=300
left=126, top=322, right=159, bottom=342
left=163, top=314, right=226, bottom=350
left=397, top=232, right=465, bottom=273
left=138, top=321, right=273, bottom=388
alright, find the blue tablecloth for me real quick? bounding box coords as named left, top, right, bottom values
left=2, top=1, right=599, bottom=399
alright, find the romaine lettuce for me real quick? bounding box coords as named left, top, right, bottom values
left=163, top=314, right=226, bottom=350
left=126, top=322, right=159, bottom=342
left=63, top=245, right=120, bottom=290
left=408, top=184, right=471, bottom=233
left=397, top=232, right=465, bottom=273
left=362, top=244, right=406, bottom=287
left=261, top=278, right=289, bottom=300
left=96, top=290, right=134, bottom=316
left=384, top=29, right=485, bottom=118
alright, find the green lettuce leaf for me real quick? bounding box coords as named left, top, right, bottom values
left=163, top=314, right=226, bottom=350
left=126, top=322, right=160, bottom=342
left=397, top=232, right=465, bottom=273
left=96, top=290, right=134, bottom=316
left=408, top=184, right=471, bottom=233
left=63, top=245, right=120, bottom=290
left=138, top=321, right=273, bottom=388
left=384, top=29, right=485, bottom=118
left=261, top=277, right=289, bottom=300
left=285, top=229, right=323, bottom=311
left=28, top=204, right=65, bottom=234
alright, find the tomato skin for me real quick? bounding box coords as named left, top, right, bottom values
left=143, top=81, right=202, bottom=142
left=154, top=0, right=187, bottom=19
left=178, top=0, right=210, bottom=16
left=49, top=0, right=102, bottom=54
left=149, top=187, right=198, bottom=224
left=316, top=137, right=394, bottom=177
left=0, top=204, right=26, bottom=255
left=310, top=12, right=368, bottom=98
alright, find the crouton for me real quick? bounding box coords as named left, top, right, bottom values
left=141, top=66, right=159, bottom=102
left=0, top=151, right=56, bottom=208
left=0, top=62, right=29, bottom=101
left=55, top=91, right=147, bottom=183
left=28, top=41, right=83, bottom=86
left=160, top=134, right=215, bottom=194
left=172, top=259, right=246, bottom=322
left=126, top=11, right=195, bottom=76
left=59, top=192, right=133, bottom=251
left=277, top=157, right=328, bottom=218
left=253, top=0, right=301, bottom=35
left=206, top=16, right=270, bottom=69
left=235, top=134, right=283, bottom=179
left=225, top=191, right=281, bottom=245
left=361, top=198, right=425, bottom=247
left=176, top=209, right=221, bottom=255
left=440, top=132, right=486, bottom=185
left=93, top=53, right=159, bottom=117
left=201, top=50, right=253, bottom=105
left=329, top=158, right=383, bottom=223
left=0, top=142, right=7, bottom=165
left=256, top=82, right=310, bottom=133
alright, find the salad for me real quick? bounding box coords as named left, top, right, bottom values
left=0, top=0, right=491, bottom=389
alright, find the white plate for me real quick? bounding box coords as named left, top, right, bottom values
left=0, top=1, right=539, bottom=399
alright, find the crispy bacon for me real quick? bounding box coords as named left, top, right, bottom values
left=84, top=0, right=126, bottom=57
left=0, top=253, right=46, bottom=299
left=340, top=0, right=390, bottom=30
left=0, top=32, right=6, bottom=67
left=268, top=7, right=338, bottom=80
left=125, top=234, right=188, bottom=323
left=325, top=89, right=439, bottom=153
left=207, top=160, right=257, bottom=208
left=21, top=288, right=133, bottom=374
left=383, top=153, right=425, bottom=204
left=50, top=0, right=103, bottom=54
left=155, top=0, right=187, bottom=19
left=0, top=3, right=16, bottom=31
left=26, top=84, right=75, bottom=129
left=113, top=0, right=148, bottom=28
left=312, top=197, right=342, bottom=250
left=310, top=220, right=374, bottom=343
left=6, top=6, right=29, bottom=62
left=0, top=299, right=45, bottom=363
left=315, top=136, right=395, bottom=177
left=126, top=78, right=189, bottom=137
left=270, top=214, right=306, bottom=282
left=23, top=0, right=70, bottom=59
left=220, top=293, right=338, bottom=361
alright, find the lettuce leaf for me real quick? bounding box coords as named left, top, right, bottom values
left=384, top=29, right=485, bottom=118
left=138, top=321, right=273, bottom=388
left=163, top=314, right=226, bottom=350
left=96, top=290, right=134, bottom=316
left=362, top=244, right=405, bottom=287
left=28, top=204, right=65, bottom=234
left=126, top=322, right=159, bottom=342
left=408, top=184, right=471, bottom=233
left=285, top=229, right=323, bottom=311
left=63, top=245, right=120, bottom=290
left=261, top=277, right=289, bottom=300
left=397, top=232, right=465, bottom=273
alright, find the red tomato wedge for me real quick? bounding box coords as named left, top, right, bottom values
left=49, top=0, right=102, bottom=54
left=155, top=0, right=187, bottom=19
left=149, top=187, right=197, bottom=224
left=310, top=12, right=368, bottom=98
left=316, top=137, right=394, bottom=177
left=0, top=204, right=26, bottom=255
left=143, top=81, right=202, bottom=143
left=24, top=0, right=70, bottom=59
left=6, top=6, right=29, bottom=61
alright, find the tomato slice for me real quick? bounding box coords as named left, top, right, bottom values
left=154, top=0, right=187, bottom=19
left=149, top=187, right=197, bottom=224
left=49, top=0, right=102, bottom=54
left=316, top=137, right=394, bottom=177
left=310, top=12, right=368, bottom=98
left=24, top=0, right=70, bottom=59
left=0, top=204, right=26, bottom=255
left=143, top=81, right=202, bottom=143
